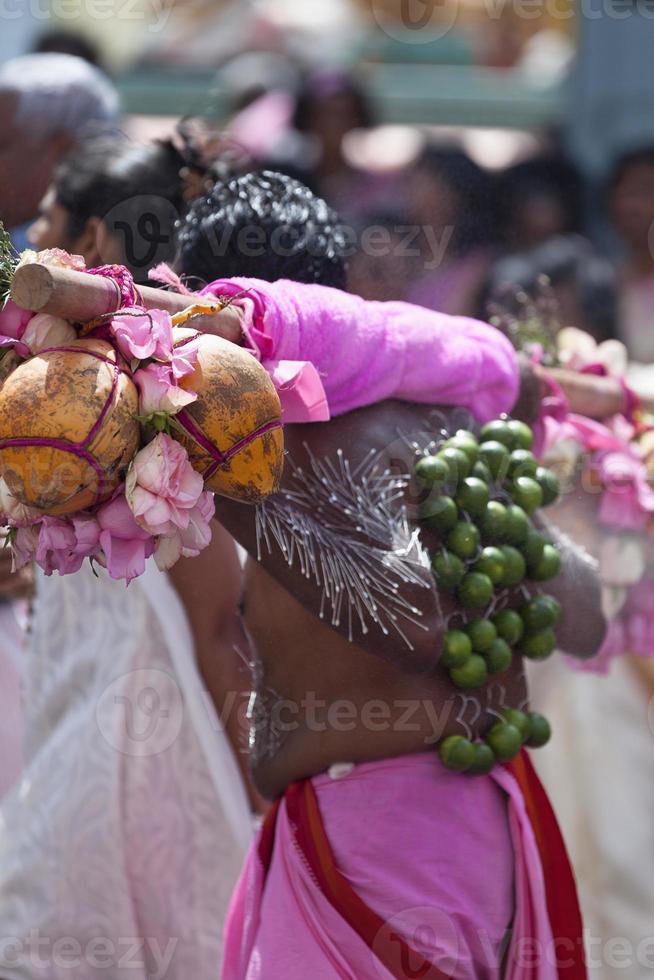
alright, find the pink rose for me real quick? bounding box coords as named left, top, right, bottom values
left=125, top=434, right=203, bottom=537
left=12, top=525, right=40, bottom=570
left=134, top=362, right=197, bottom=416
left=171, top=334, right=201, bottom=380
left=97, top=493, right=155, bottom=583
left=597, top=450, right=654, bottom=530
left=0, top=477, right=42, bottom=527
left=35, top=516, right=84, bottom=576
left=22, top=313, right=76, bottom=355
left=0, top=300, right=32, bottom=357
left=71, top=513, right=101, bottom=557
left=110, top=307, right=173, bottom=363
left=154, top=490, right=215, bottom=570
left=17, top=248, right=85, bottom=271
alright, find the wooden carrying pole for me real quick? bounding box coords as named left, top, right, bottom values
left=10, top=263, right=242, bottom=342
left=10, top=262, right=654, bottom=419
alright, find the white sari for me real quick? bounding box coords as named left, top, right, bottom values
left=0, top=562, right=251, bottom=978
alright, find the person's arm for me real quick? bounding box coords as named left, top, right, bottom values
left=201, top=278, right=520, bottom=422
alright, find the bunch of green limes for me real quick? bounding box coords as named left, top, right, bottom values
left=438, top=708, right=552, bottom=775
left=414, top=417, right=561, bottom=773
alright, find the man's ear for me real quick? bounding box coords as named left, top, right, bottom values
left=73, top=216, right=104, bottom=266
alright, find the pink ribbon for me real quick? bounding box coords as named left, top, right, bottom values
left=263, top=359, right=329, bottom=423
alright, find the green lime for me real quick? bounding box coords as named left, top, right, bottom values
left=492, top=609, right=524, bottom=646
left=511, top=477, right=543, bottom=515
left=415, top=455, right=450, bottom=488
left=466, top=617, right=497, bottom=652
left=439, top=735, right=476, bottom=771
left=441, top=629, right=473, bottom=669
left=480, top=501, right=508, bottom=542
left=486, top=722, right=523, bottom=761
left=520, top=596, right=561, bottom=634
left=473, top=546, right=506, bottom=585
left=485, top=638, right=513, bottom=674
left=480, top=420, right=515, bottom=448
left=472, top=460, right=493, bottom=484
left=499, top=546, right=527, bottom=586
left=450, top=653, right=488, bottom=689
left=469, top=742, right=496, bottom=775
left=502, top=708, right=530, bottom=739
left=536, top=467, right=560, bottom=506
left=529, top=544, right=561, bottom=582
left=438, top=447, right=471, bottom=484
left=478, top=440, right=510, bottom=480
left=431, top=550, right=465, bottom=591
left=457, top=573, right=494, bottom=609
left=520, top=628, right=557, bottom=661
left=504, top=505, right=529, bottom=545
left=447, top=521, right=481, bottom=560
left=508, top=449, right=538, bottom=479
left=456, top=477, right=489, bottom=517
left=507, top=419, right=534, bottom=451
left=445, top=433, right=479, bottom=465
left=522, top=528, right=546, bottom=568
left=526, top=712, right=552, bottom=748
left=421, top=496, right=458, bottom=533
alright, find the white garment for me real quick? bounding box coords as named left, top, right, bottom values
left=0, top=562, right=252, bottom=979
left=528, top=656, right=654, bottom=979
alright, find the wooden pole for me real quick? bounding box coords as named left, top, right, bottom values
left=10, top=263, right=242, bottom=342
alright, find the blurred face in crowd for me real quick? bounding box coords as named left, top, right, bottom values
left=609, top=160, right=654, bottom=259
left=309, top=91, right=365, bottom=163
left=407, top=166, right=459, bottom=236
left=0, top=92, right=72, bottom=229
left=509, top=192, right=568, bottom=251
left=28, top=186, right=120, bottom=267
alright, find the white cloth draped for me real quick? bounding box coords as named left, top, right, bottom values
left=0, top=562, right=251, bottom=978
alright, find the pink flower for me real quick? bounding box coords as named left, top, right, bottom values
left=134, top=362, right=197, bottom=416
left=22, top=313, right=76, bottom=354
left=0, top=477, right=42, bottom=527
left=171, top=333, right=201, bottom=380
left=125, top=434, right=204, bottom=537
left=110, top=307, right=173, bottom=363
left=71, top=513, right=101, bottom=557
left=597, top=449, right=654, bottom=530
left=0, top=300, right=32, bottom=357
left=154, top=490, right=215, bottom=570
left=12, top=525, right=40, bottom=570
left=35, top=516, right=84, bottom=576
left=97, top=493, right=155, bottom=583
left=17, top=248, right=86, bottom=272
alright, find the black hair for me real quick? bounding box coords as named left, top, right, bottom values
left=176, top=170, right=348, bottom=290
left=411, top=145, right=497, bottom=254
left=496, top=154, right=582, bottom=238
left=32, top=29, right=104, bottom=70
left=293, top=71, right=374, bottom=133
left=478, top=234, right=617, bottom=343
left=53, top=136, right=187, bottom=282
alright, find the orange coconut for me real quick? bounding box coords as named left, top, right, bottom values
left=0, top=338, right=139, bottom=515
left=173, top=331, right=284, bottom=503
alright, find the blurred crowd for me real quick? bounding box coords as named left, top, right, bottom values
left=3, top=29, right=654, bottom=372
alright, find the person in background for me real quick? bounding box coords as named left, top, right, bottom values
left=0, top=53, right=119, bottom=251
left=496, top=153, right=582, bottom=252
left=607, top=145, right=654, bottom=363
left=28, top=136, right=188, bottom=285
left=346, top=208, right=421, bottom=304
left=404, top=144, right=497, bottom=316
left=479, top=234, right=618, bottom=345
left=31, top=29, right=104, bottom=71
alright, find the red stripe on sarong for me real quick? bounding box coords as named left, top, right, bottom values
left=507, top=750, right=587, bottom=980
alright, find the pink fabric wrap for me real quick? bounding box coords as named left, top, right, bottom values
left=200, top=279, right=519, bottom=423
left=222, top=754, right=558, bottom=980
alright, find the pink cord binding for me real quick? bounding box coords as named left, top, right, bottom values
left=176, top=410, right=282, bottom=480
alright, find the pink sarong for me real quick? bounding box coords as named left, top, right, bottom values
left=222, top=752, right=585, bottom=980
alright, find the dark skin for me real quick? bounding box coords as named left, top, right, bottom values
left=218, top=400, right=607, bottom=800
